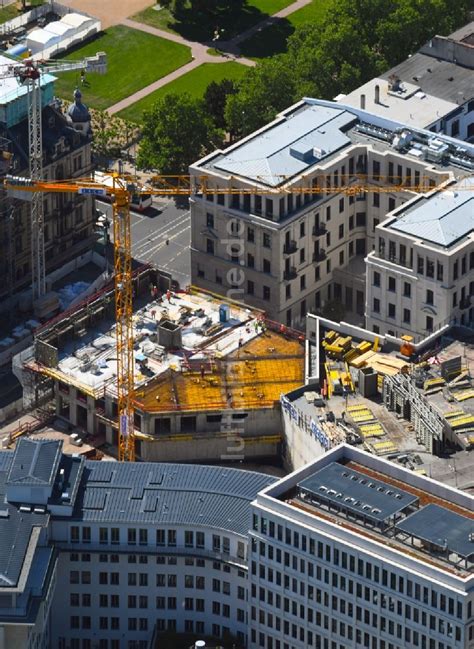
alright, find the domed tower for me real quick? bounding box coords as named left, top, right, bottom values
left=66, top=88, right=91, bottom=136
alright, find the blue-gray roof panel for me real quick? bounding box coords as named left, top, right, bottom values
left=214, top=105, right=355, bottom=186
left=73, top=462, right=276, bottom=535
left=396, top=503, right=474, bottom=559
left=389, top=181, right=474, bottom=246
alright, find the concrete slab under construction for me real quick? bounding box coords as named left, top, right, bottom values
left=17, top=272, right=305, bottom=463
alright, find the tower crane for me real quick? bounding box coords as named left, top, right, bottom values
left=0, top=52, right=107, bottom=301
left=3, top=171, right=473, bottom=461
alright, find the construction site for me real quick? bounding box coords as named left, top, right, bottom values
left=282, top=312, right=474, bottom=489
left=13, top=266, right=305, bottom=463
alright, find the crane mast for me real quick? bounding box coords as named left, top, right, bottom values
left=112, top=179, right=135, bottom=462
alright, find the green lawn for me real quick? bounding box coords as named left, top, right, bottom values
left=240, top=0, right=331, bottom=58
left=118, top=62, right=247, bottom=123
left=131, top=0, right=294, bottom=42
left=53, top=25, right=192, bottom=110
left=0, top=0, right=44, bottom=25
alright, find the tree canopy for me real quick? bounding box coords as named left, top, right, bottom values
left=137, top=93, right=221, bottom=174
left=223, top=0, right=471, bottom=135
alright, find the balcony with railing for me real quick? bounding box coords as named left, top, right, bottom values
left=283, top=266, right=297, bottom=280
left=283, top=240, right=297, bottom=254
left=312, top=222, right=326, bottom=236
left=313, top=248, right=326, bottom=262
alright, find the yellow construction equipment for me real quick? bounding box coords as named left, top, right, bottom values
left=4, top=170, right=473, bottom=461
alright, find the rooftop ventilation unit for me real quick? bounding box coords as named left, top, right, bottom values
left=392, top=130, right=413, bottom=150
left=423, top=138, right=449, bottom=162
left=289, top=144, right=314, bottom=162
left=357, top=122, right=393, bottom=142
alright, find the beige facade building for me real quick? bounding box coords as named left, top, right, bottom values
left=190, top=99, right=474, bottom=337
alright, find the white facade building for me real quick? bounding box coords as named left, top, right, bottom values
left=249, top=443, right=474, bottom=649
left=0, top=437, right=275, bottom=649
left=190, top=98, right=474, bottom=336
left=366, top=182, right=474, bottom=338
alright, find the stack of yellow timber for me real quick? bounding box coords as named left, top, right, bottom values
left=359, top=422, right=385, bottom=438
left=344, top=340, right=372, bottom=363
left=350, top=351, right=408, bottom=376
left=369, top=440, right=398, bottom=455
left=423, top=377, right=445, bottom=392
left=452, top=388, right=474, bottom=402
left=323, top=334, right=352, bottom=358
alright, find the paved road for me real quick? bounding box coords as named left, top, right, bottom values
left=97, top=198, right=191, bottom=288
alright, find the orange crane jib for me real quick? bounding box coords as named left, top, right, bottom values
left=3, top=170, right=473, bottom=461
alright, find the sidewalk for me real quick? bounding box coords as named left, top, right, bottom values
left=107, top=0, right=311, bottom=115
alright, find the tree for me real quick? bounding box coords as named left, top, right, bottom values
left=137, top=93, right=221, bottom=174
left=287, top=0, right=472, bottom=101
left=204, top=78, right=237, bottom=129
left=225, top=55, right=297, bottom=137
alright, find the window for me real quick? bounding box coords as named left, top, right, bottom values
left=139, top=529, right=148, bottom=546
left=403, top=309, right=411, bottom=324
left=389, top=198, right=395, bottom=211
left=338, top=224, right=344, bottom=239
left=206, top=239, right=214, bottom=255
left=82, top=527, right=91, bottom=543
left=339, top=251, right=344, bottom=265
left=99, top=528, right=108, bottom=544
left=128, top=529, right=136, bottom=545
left=451, top=119, right=459, bottom=137
left=263, top=286, right=270, bottom=301
left=426, top=316, right=433, bottom=331
left=168, top=530, right=176, bottom=547
left=373, top=298, right=380, bottom=313
left=356, top=212, right=366, bottom=227
left=373, top=193, right=380, bottom=207
left=403, top=282, right=411, bottom=298
left=339, top=198, right=344, bottom=213
left=263, top=233, right=271, bottom=248
left=247, top=227, right=254, bottom=242
left=156, top=530, right=165, bottom=546
left=426, top=258, right=434, bottom=278
left=326, top=206, right=331, bottom=221
left=300, top=221, right=305, bottom=237
left=388, top=303, right=396, bottom=318
left=247, top=253, right=254, bottom=268
left=417, top=256, right=424, bottom=274
left=300, top=275, right=306, bottom=291
left=426, top=290, right=434, bottom=305
left=388, top=277, right=396, bottom=292
left=263, top=259, right=271, bottom=274
left=265, top=199, right=273, bottom=217
left=373, top=272, right=380, bottom=287
left=206, top=213, right=214, bottom=228
left=454, top=260, right=458, bottom=280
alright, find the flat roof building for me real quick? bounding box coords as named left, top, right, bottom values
left=190, top=97, right=474, bottom=336
left=249, top=443, right=474, bottom=648
left=339, top=22, right=474, bottom=142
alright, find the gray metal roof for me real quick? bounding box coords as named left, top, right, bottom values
left=388, top=181, right=474, bottom=246
left=396, top=503, right=474, bottom=559
left=213, top=105, right=356, bottom=186
left=381, top=53, right=473, bottom=104
left=0, top=466, right=49, bottom=588
left=298, top=462, right=418, bottom=524
left=7, top=438, right=62, bottom=487
left=74, top=462, right=276, bottom=535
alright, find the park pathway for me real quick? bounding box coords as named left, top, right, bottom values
left=107, top=0, right=313, bottom=115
